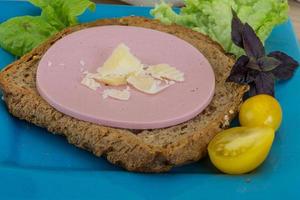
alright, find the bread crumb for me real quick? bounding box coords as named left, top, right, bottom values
left=223, top=115, right=230, bottom=127
left=48, top=61, right=52, bottom=67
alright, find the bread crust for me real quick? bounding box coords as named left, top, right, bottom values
left=0, top=17, right=248, bottom=172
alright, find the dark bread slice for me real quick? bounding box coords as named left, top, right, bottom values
left=0, top=17, right=248, bottom=172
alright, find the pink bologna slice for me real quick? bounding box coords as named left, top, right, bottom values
left=36, top=26, right=215, bottom=129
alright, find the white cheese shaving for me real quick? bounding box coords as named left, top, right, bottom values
left=95, top=43, right=143, bottom=86
left=81, top=73, right=101, bottom=91
left=127, top=73, right=172, bottom=94
left=102, top=88, right=130, bottom=101
left=79, top=44, right=184, bottom=101
left=146, top=64, right=184, bottom=82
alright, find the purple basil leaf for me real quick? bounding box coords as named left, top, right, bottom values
left=227, top=73, right=248, bottom=84
left=254, top=72, right=275, bottom=96
left=258, top=56, right=281, bottom=71
left=231, top=9, right=244, bottom=48
left=242, top=23, right=265, bottom=59
left=229, top=55, right=249, bottom=74
left=248, top=82, right=257, bottom=97
left=247, top=70, right=260, bottom=82
left=268, top=51, right=299, bottom=80
left=227, top=69, right=258, bottom=84
left=226, top=55, right=249, bottom=83
left=246, top=58, right=261, bottom=71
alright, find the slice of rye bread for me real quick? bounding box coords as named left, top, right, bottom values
left=0, top=17, right=248, bottom=172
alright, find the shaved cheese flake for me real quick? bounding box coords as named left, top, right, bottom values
left=95, top=73, right=128, bottom=86
left=81, top=75, right=101, bottom=91
left=96, top=43, right=143, bottom=86
left=83, top=71, right=102, bottom=80
left=102, top=88, right=130, bottom=101
left=146, top=64, right=184, bottom=82
left=80, top=44, right=185, bottom=101
left=81, top=72, right=102, bottom=91
left=127, top=73, right=171, bottom=94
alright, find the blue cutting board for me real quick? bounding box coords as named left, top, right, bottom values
left=0, top=1, right=300, bottom=199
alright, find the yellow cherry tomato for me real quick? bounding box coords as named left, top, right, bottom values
left=239, top=94, right=282, bottom=131
left=208, top=126, right=275, bottom=174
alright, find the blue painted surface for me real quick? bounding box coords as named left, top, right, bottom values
left=0, top=1, right=299, bottom=199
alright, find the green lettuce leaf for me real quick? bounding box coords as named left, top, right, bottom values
left=0, top=16, right=58, bottom=57
left=0, top=0, right=95, bottom=56
left=29, top=0, right=96, bottom=29
left=151, top=0, right=288, bottom=57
